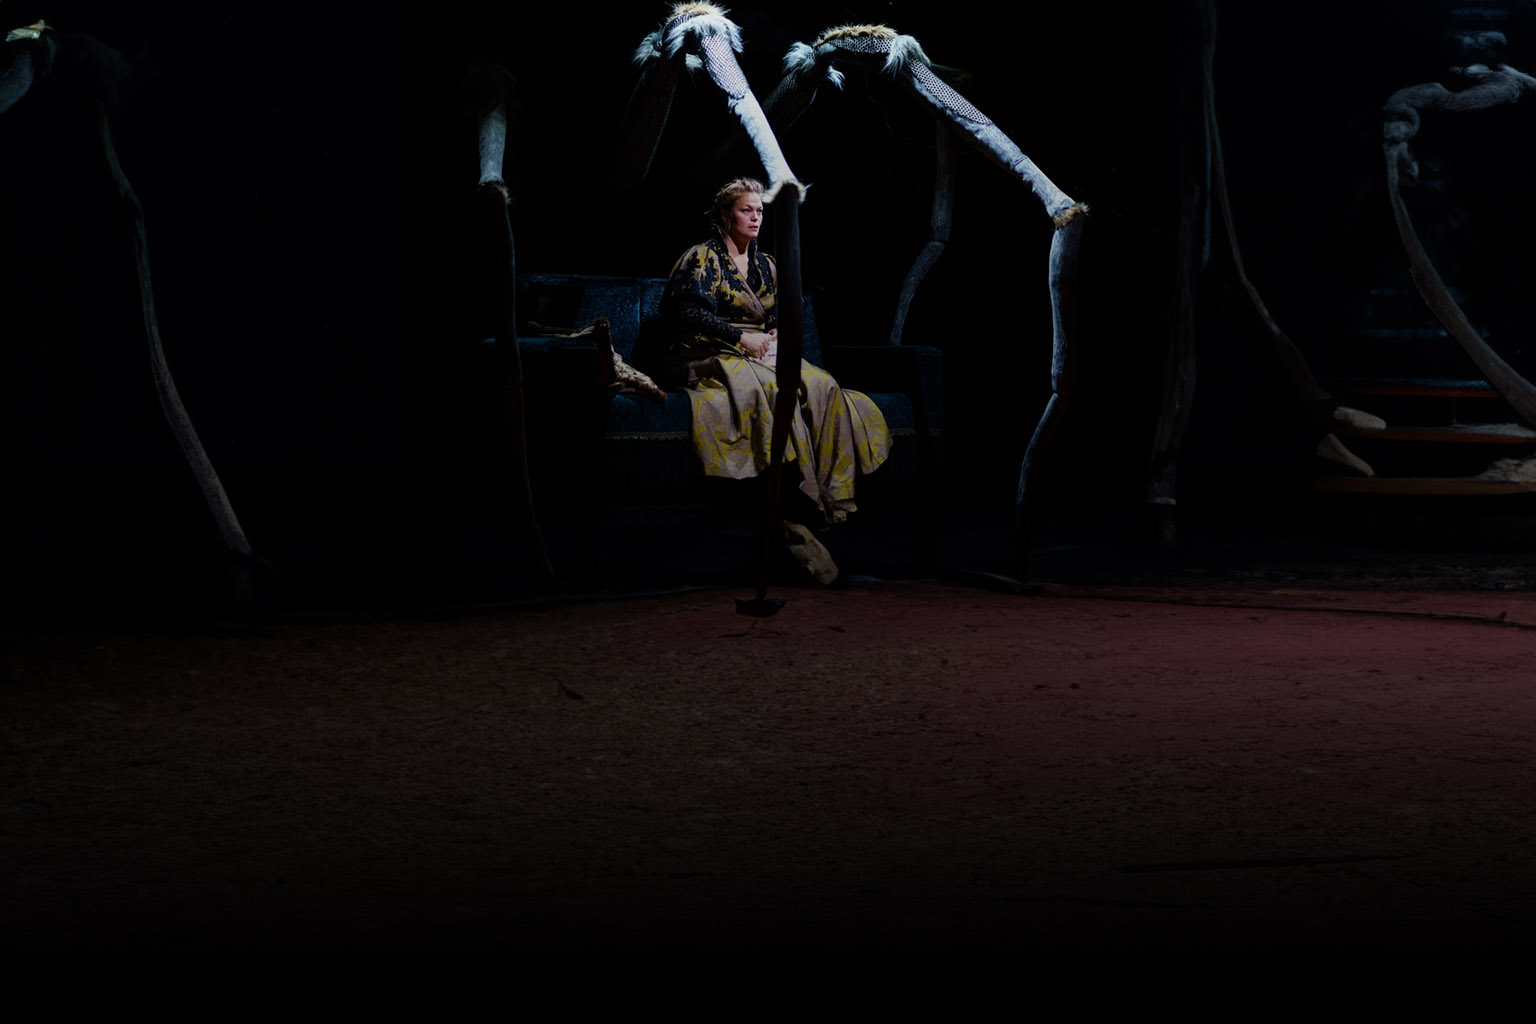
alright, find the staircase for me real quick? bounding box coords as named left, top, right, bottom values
left=1319, top=270, right=1536, bottom=495
left=1320, top=377, right=1536, bottom=495
left=1314, top=1, right=1536, bottom=497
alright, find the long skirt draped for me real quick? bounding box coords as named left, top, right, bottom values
left=686, top=354, right=890, bottom=521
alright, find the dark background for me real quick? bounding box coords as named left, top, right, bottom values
left=3, top=0, right=1534, bottom=600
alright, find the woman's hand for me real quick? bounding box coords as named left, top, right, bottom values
left=740, top=329, right=776, bottom=358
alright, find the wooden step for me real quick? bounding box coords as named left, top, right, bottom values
left=1312, top=476, right=1536, bottom=496
left=1329, top=378, right=1499, bottom=399
left=1337, top=423, right=1536, bottom=445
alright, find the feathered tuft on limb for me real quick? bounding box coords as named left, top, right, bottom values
left=662, top=3, right=742, bottom=61
left=882, top=34, right=931, bottom=75
left=809, top=25, right=931, bottom=77
left=5, top=20, right=52, bottom=43
left=814, top=24, right=897, bottom=47
left=783, top=40, right=817, bottom=74
left=632, top=29, right=664, bottom=66
left=761, top=178, right=808, bottom=204
left=670, top=1, right=729, bottom=20
left=636, top=4, right=738, bottom=71
left=1052, top=201, right=1088, bottom=229
left=635, top=5, right=736, bottom=65
left=782, top=39, right=843, bottom=90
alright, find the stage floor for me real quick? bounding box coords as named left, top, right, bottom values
left=5, top=579, right=1534, bottom=961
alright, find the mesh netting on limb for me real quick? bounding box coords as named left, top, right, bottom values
left=767, top=23, right=1085, bottom=581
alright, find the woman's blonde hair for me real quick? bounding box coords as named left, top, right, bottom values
left=707, top=176, right=765, bottom=238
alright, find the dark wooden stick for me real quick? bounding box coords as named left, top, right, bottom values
left=754, top=188, right=804, bottom=603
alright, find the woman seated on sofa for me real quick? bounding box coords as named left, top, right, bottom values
left=660, top=177, right=890, bottom=582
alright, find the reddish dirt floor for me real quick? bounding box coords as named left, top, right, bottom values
left=4, top=580, right=1536, bottom=962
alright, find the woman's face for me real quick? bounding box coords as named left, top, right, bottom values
left=724, top=192, right=763, bottom=245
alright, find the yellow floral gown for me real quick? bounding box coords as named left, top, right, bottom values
left=662, top=236, right=890, bottom=522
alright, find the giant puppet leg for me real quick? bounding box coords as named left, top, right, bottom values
left=887, top=126, right=958, bottom=349
left=5, top=23, right=257, bottom=568
left=467, top=65, right=558, bottom=592
left=1384, top=64, right=1536, bottom=429
left=768, top=24, right=1085, bottom=582
left=1195, top=1, right=1381, bottom=478
left=1148, top=2, right=1377, bottom=551
left=99, top=107, right=254, bottom=559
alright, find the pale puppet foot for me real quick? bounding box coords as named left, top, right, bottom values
left=1333, top=405, right=1387, bottom=431
left=782, top=520, right=839, bottom=585
left=1317, top=433, right=1375, bottom=477
left=1477, top=456, right=1536, bottom=483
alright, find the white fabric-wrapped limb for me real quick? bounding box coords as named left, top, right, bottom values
left=477, top=102, right=506, bottom=190
left=895, top=50, right=1081, bottom=225
left=1383, top=65, right=1536, bottom=428
left=765, top=23, right=1086, bottom=578
left=632, top=2, right=805, bottom=202
left=773, top=25, right=1083, bottom=226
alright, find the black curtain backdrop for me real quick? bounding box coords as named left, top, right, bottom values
left=3, top=1, right=1529, bottom=522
